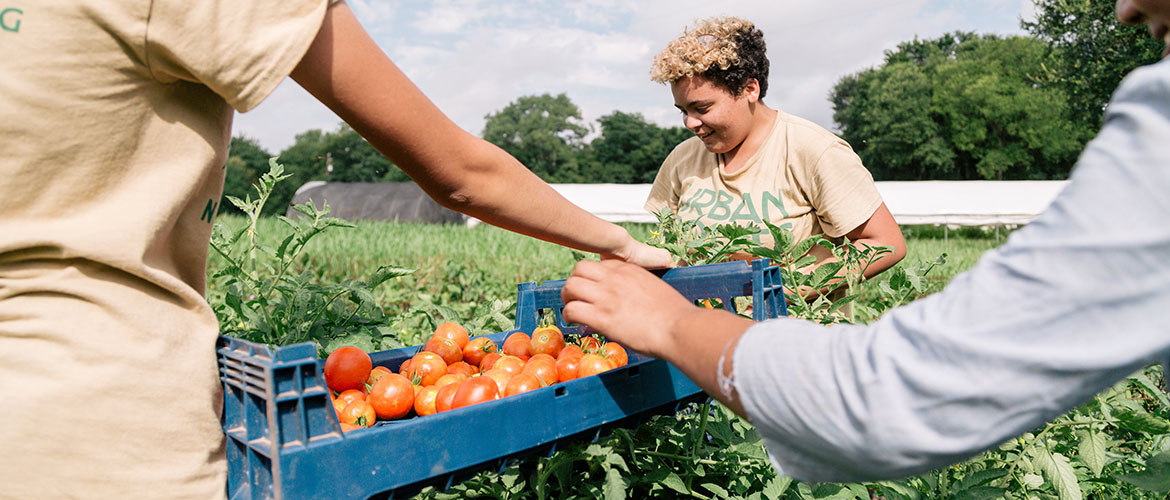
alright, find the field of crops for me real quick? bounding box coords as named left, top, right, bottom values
left=206, top=211, right=1168, bottom=500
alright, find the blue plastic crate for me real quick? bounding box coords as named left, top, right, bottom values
left=219, top=259, right=785, bottom=500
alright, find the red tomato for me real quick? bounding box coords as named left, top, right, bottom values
left=556, top=355, right=581, bottom=383
left=576, top=353, right=613, bottom=378
left=530, top=326, right=565, bottom=358
left=493, top=355, right=526, bottom=375
left=521, top=359, right=557, bottom=386
left=407, top=351, right=448, bottom=386
left=324, top=346, right=372, bottom=393
left=481, top=369, right=514, bottom=394
left=602, top=342, right=629, bottom=367
left=435, top=383, right=460, bottom=413
left=366, top=366, right=392, bottom=386
left=398, top=358, right=412, bottom=376
left=340, top=422, right=363, bottom=433
left=479, top=352, right=503, bottom=372
left=423, top=336, right=463, bottom=365
left=339, top=400, right=377, bottom=428
left=432, top=321, right=470, bottom=349
left=502, top=332, right=531, bottom=357
left=462, top=337, right=497, bottom=368
left=558, top=344, right=584, bottom=360
left=414, top=385, right=439, bottom=417
left=433, top=373, right=469, bottom=388
left=332, top=397, right=349, bottom=420
left=452, top=376, right=500, bottom=409
left=367, top=373, right=414, bottom=420
left=446, top=361, right=477, bottom=378
left=578, top=336, right=602, bottom=354
left=505, top=373, right=543, bottom=397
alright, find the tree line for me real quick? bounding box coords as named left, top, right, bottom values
left=225, top=0, right=1161, bottom=215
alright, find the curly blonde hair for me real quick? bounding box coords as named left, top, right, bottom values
left=649, top=16, right=769, bottom=99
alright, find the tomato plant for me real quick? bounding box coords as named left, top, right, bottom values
left=324, top=346, right=372, bottom=393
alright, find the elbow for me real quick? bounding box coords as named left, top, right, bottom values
left=417, top=138, right=503, bottom=213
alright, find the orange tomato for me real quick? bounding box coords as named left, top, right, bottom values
left=340, top=422, right=363, bottom=433
left=452, top=376, right=500, bottom=409
left=398, top=358, right=412, bottom=377
left=479, top=352, right=503, bottom=372
left=446, top=361, right=477, bottom=378
left=432, top=321, right=470, bottom=349
left=502, top=332, right=531, bottom=357
left=366, top=366, right=392, bottom=386
left=435, top=383, right=460, bottom=413
left=423, top=336, right=463, bottom=365
left=555, top=354, right=581, bottom=383
left=339, top=400, right=377, bottom=428
left=462, top=337, right=497, bottom=368
left=521, top=359, right=557, bottom=386
left=481, top=368, right=514, bottom=394
left=576, top=353, right=613, bottom=378
left=602, top=343, right=629, bottom=367
left=493, top=355, right=526, bottom=375
left=433, top=373, right=469, bottom=388
left=530, top=326, right=565, bottom=358
left=332, top=397, right=349, bottom=419
left=367, top=373, right=414, bottom=420
left=407, top=351, right=448, bottom=386
left=528, top=353, right=556, bottom=366
left=324, top=346, right=372, bottom=393
left=336, top=389, right=366, bottom=407
left=414, top=385, right=440, bottom=417
left=558, top=345, right=584, bottom=360
left=505, top=373, right=543, bottom=397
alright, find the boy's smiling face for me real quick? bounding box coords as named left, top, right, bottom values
left=1117, top=0, right=1170, bottom=58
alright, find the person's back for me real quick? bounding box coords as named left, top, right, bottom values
left=0, top=1, right=330, bottom=497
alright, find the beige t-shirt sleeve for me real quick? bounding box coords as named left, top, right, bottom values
left=145, top=0, right=334, bottom=112
left=804, top=143, right=883, bottom=238
left=645, top=144, right=689, bottom=216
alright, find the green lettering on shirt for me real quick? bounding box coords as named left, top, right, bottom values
left=707, top=190, right=735, bottom=221
left=201, top=199, right=218, bottom=224
left=760, top=190, right=789, bottom=221
left=681, top=189, right=716, bottom=217
left=729, top=193, right=764, bottom=225
left=1, top=8, right=22, bottom=33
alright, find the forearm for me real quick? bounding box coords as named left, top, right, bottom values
left=652, top=308, right=755, bottom=416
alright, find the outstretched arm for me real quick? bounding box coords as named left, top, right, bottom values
left=289, top=2, right=672, bottom=268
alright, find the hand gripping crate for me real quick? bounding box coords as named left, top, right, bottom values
left=218, top=259, right=785, bottom=500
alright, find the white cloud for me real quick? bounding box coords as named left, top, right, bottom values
left=234, top=0, right=1036, bottom=152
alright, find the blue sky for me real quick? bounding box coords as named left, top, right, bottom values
left=232, top=0, right=1036, bottom=153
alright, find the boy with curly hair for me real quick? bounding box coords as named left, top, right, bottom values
left=645, top=17, right=905, bottom=278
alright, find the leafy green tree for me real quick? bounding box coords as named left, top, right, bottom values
left=224, top=136, right=273, bottom=216
left=1023, top=0, right=1162, bottom=136
left=325, top=123, right=404, bottom=183
left=482, top=93, right=589, bottom=182
left=832, top=33, right=1083, bottom=180
left=584, top=111, right=692, bottom=183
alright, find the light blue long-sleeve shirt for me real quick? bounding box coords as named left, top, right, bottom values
left=734, top=57, right=1170, bottom=482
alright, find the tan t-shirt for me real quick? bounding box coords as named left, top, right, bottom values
left=646, top=110, right=882, bottom=253
left=0, top=1, right=329, bottom=498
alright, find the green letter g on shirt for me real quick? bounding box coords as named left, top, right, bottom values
left=2, top=8, right=21, bottom=33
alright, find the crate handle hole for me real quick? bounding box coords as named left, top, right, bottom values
left=554, top=386, right=567, bottom=397
left=627, top=366, right=640, bottom=377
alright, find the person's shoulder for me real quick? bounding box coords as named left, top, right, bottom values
left=777, top=111, right=850, bottom=150
left=662, top=135, right=709, bottom=167
left=1111, top=58, right=1170, bottom=102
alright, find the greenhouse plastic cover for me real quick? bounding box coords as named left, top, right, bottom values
left=291, top=180, right=1069, bottom=227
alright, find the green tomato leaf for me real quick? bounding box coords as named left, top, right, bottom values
left=1033, top=449, right=1083, bottom=500
left=1114, top=450, right=1170, bottom=492
left=1076, top=428, right=1108, bottom=477
left=603, top=467, right=627, bottom=500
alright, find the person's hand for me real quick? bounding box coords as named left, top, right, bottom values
left=599, top=238, right=675, bottom=270
left=561, top=259, right=694, bottom=357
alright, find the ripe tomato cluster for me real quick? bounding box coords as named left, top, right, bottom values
left=324, top=321, right=629, bottom=431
